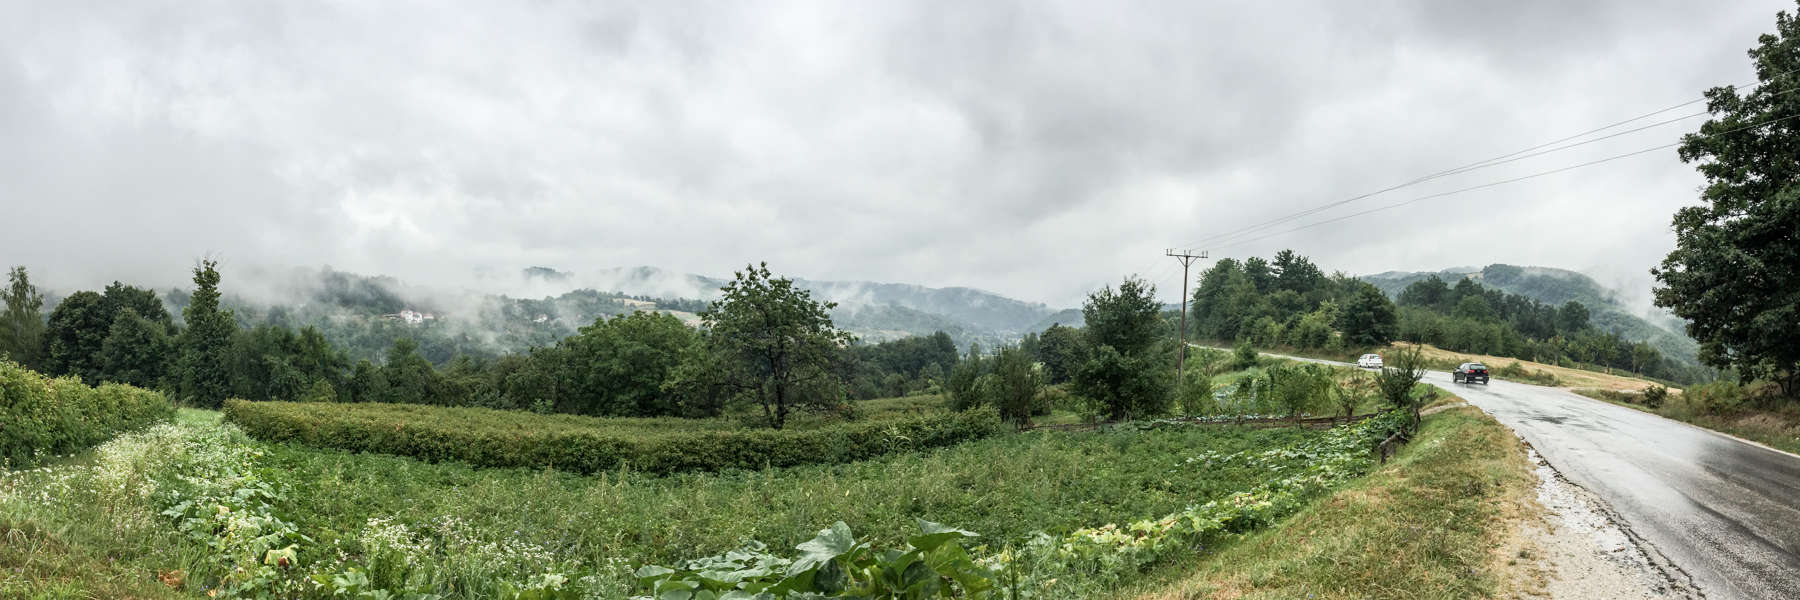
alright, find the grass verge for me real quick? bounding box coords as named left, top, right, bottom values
left=1123, top=404, right=1538, bottom=600
left=1574, top=388, right=1800, bottom=456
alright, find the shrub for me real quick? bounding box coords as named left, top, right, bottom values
left=0, top=360, right=174, bottom=466
left=1641, top=385, right=1668, bottom=409
left=1176, top=370, right=1215, bottom=417
left=1231, top=341, right=1259, bottom=371
left=222, top=400, right=1004, bottom=475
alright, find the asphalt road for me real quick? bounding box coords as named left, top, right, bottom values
left=1286, top=353, right=1800, bottom=599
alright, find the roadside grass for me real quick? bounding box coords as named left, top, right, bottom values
left=1574, top=388, right=1800, bottom=456
left=1198, top=340, right=1670, bottom=391
left=1121, top=404, right=1538, bottom=600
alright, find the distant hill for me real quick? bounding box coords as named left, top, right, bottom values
left=1360, top=264, right=1700, bottom=365
left=140, top=266, right=1077, bottom=363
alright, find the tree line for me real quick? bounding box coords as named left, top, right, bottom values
left=1392, top=275, right=1700, bottom=382
left=1189, top=250, right=1398, bottom=350
left=0, top=262, right=981, bottom=429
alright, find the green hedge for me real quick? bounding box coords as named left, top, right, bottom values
left=0, top=360, right=176, bottom=466
left=222, top=400, right=1004, bottom=475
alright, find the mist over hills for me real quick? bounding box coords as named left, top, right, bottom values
left=1360, top=264, right=1700, bottom=365
left=152, top=265, right=1076, bottom=364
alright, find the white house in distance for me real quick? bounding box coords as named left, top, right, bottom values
left=382, top=309, right=439, bottom=325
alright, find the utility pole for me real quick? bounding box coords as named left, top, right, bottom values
left=1166, top=249, right=1208, bottom=384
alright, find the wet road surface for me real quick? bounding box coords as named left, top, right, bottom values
left=1432, top=372, right=1800, bottom=599
left=1236, top=349, right=1800, bottom=598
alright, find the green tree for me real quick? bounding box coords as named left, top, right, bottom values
left=1176, top=368, right=1215, bottom=416
left=1655, top=4, right=1800, bottom=397
left=174, top=260, right=237, bottom=408
left=1555, top=301, right=1590, bottom=335
left=98, top=307, right=173, bottom=388
left=0, top=266, right=46, bottom=367
left=1082, top=277, right=1162, bottom=355
left=380, top=337, right=439, bottom=405
left=947, top=343, right=985, bottom=411
left=1376, top=345, right=1428, bottom=434
left=556, top=311, right=702, bottom=416
left=1073, top=277, right=1170, bottom=420
left=1338, top=282, right=1398, bottom=347
left=1036, top=324, right=1088, bottom=385
left=41, top=291, right=110, bottom=381
left=701, top=263, right=852, bottom=429
left=989, top=344, right=1042, bottom=428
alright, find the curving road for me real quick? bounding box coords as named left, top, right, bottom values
left=1433, top=372, right=1800, bottom=599
left=1277, top=350, right=1800, bottom=599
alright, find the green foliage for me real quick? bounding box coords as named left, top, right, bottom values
left=1231, top=340, right=1259, bottom=370
left=1655, top=6, right=1800, bottom=399
left=633, top=520, right=992, bottom=599
left=176, top=260, right=237, bottom=408
left=987, top=345, right=1042, bottom=428
left=99, top=307, right=174, bottom=389
left=1034, top=324, right=1088, bottom=385
left=1074, top=278, right=1169, bottom=421
left=546, top=311, right=702, bottom=416
left=946, top=344, right=984, bottom=411
left=1376, top=346, right=1428, bottom=433
left=1176, top=369, right=1215, bottom=417
left=1081, top=277, right=1162, bottom=356
left=1073, top=345, right=1169, bottom=421
left=701, top=264, right=854, bottom=429
left=0, top=360, right=174, bottom=466
left=1265, top=364, right=1333, bottom=419
left=1337, top=282, right=1398, bottom=347
left=222, top=400, right=1003, bottom=475
left=0, top=266, right=46, bottom=368
left=41, top=290, right=110, bottom=382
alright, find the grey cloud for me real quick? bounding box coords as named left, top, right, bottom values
left=1, top=0, right=1793, bottom=310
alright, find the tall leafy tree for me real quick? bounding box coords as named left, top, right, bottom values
left=556, top=311, right=701, bottom=416
left=175, top=260, right=237, bottom=408
left=0, top=266, right=46, bottom=367
left=1074, top=277, right=1170, bottom=420
left=41, top=291, right=110, bottom=381
left=701, top=263, right=852, bottom=429
left=1338, top=282, right=1398, bottom=347
left=1035, top=323, right=1088, bottom=384
left=99, top=307, right=173, bottom=388
left=1654, top=4, right=1800, bottom=397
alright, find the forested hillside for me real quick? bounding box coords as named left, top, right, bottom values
left=1361, top=264, right=1700, bottom=366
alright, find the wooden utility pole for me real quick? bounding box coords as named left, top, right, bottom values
left=1166, top=249, right=1208, bottom=384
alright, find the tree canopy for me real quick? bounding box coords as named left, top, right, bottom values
left=1655, top=5, right=1800, bottom=397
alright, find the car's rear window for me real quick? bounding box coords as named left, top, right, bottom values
left=1470, top=364, right=1487, bottom=370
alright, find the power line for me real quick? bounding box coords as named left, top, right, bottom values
left=1208, top=111, right=1800, bottom=251
left=1178, top=70, right=1800, bottom=250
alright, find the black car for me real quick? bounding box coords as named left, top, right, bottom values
left=1453, top=362, right=1490, bottom=384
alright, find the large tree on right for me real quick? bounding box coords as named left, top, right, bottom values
left=1653, top=3, right=1800, bottom=398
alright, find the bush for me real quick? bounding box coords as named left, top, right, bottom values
left=1231, top=341, right=1259, bottom=371
left=0, top=360, right=174, bottom=466
left=222, top=400, right=1005, bottom=475
left=1641, top=385, right=1668, bottom=409
left=1177, top=370, right=1215, bottom=417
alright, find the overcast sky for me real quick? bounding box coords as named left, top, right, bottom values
left=2, top=0, right=1792, bottom=308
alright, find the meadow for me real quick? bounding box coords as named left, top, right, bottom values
left=1, top=356, right=1472, bottom=599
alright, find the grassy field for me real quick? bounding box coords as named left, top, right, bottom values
left=1, top=406, right=1342, bottom=598
left=1117, top=404, right=1539, bottom=600
left=1, top=358, right=1527, bottom=599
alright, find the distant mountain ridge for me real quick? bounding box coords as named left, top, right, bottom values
left=1360, top=264, right=1700, bottom=365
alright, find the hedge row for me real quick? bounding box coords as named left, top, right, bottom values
left=222, top=400, right=1004, bottom=475
left=0, top=360, right=176, bottom=466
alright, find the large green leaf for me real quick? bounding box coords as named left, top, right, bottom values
left=906, top=519, right=979, bottom=552
left=788, top=521, right=860, bottom=576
